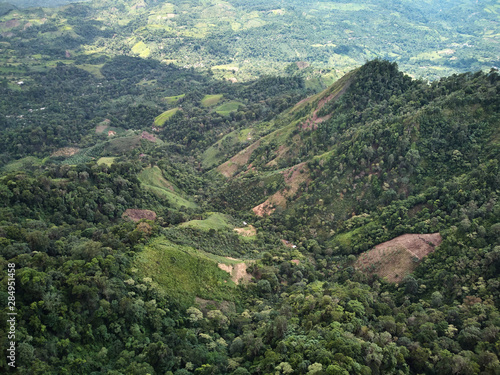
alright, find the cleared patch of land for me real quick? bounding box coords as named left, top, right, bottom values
left=356, top=233, right=442, bottom=283
left=95, top=119, right=110, bottom=133
left=234, top=225, right=256, bottom=237
left=131, top=41, right=150, bottom=58
left=138, top=166, right=197, bottom=209
left=180, top=212, right=231, bottom=231
left=154, top=107, right=180, bottom=127
left=201, top=94, right=223, bottom=107
left=217, top=140, right=261, bottom=177
left=136, top=237, right=238, bottom=305
left=51, top=147, right=80, bottom=157
left=122, top=208, right=157, bottom=222
left=97, top=157, right=116, bottom=166
left=252, top=162, right=310, bottom=216
left=215, top=101, right=243, bottom=115
left=217, top=260, right=253, bottom=285
left=165, top=94, right=185, bottom=104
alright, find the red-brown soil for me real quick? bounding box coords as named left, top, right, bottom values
left=356, top=233, right=442, bottom=283
left=51, top=147, right=80, bottom=157
left=122, top=209, right=157, bottom=222
left=300, top=82, right=351, bottom=130
left=218, top=140, right=261, bottom=177
left=252, top=162, right=310, bottom=216
left=141, top=131, right=158, bottom=142
left=217, top=258, right=253, bottom=285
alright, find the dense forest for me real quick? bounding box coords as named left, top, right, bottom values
left=0, top=59, right=498, bottom=374
left=0, top=0, right=499, bottom=374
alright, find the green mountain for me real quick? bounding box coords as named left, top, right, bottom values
left=1, top=59, right=499, bottom=374
left=0, top=0, right=498, bottom=84
left=0, top=0, right=500, bottom=373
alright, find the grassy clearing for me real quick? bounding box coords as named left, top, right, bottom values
left=97, top=157, right=116, bottom=166
left=76, top=64, right=104, bottom=79
left=215, top=101, right=243, bottom=115
left=136, top=237, right=238, bottom=306
left=201, top=94, right=223, bottom=107
left=154, top=107, right=180, bottom=127
left=244, top=18, right=265, bottom=28
left=202, top=129, right=245, bottom=168
left=138, top=166, right=197, bottom=209
left=107, top=135, right=142, bottom=154
left=3, top=156, right=46, bottom=172
left=131, top=41, right=151, bottom=58
left=180, top=212, right=232, bottom=231
left=165, top=94, right=185, bottom=104
left=138, top=166, right=175, bottom=190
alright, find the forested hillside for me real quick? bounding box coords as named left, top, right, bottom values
left=0, top=58, right=499, bottom=374
left=0, top=0, right=499, bottom=373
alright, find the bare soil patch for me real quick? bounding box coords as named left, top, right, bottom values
left=234, top=225, right=256, bottom=237
left=0, top=19, right=20, bottom=29
left=296, top=61, right=310, bottom=69
left=252, top=162, right=310, bottom=217
left=51, top=147, right=80, bottom=157
left=266, top=145, right=290, bottom=167
left=355, top=233, right=442, bottom=283
left=122, top=209, right=157, bottom=222
left=217, top=259, right=253, bottom=285
left=218, top=140, right=261, bottom=177
left=141, top=131, right=158, bottom=142
left=194, top=297, right=235, bottom=314
left=300, top=79, right=352, bottom=130
left=95, top=119, right=111, bottom=134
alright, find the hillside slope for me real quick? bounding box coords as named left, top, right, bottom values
left=1, top=61, right=499, bottom=374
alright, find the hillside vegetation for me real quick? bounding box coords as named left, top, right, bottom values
left=0, top=60, right=499, bottom=374
left=0, top=0, right=499, bottom=372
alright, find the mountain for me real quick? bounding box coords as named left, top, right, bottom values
left=0, top=0, right=498, bottom=84
left=1, top=59, right=499, bottom=374
left=1, top=0, right=500, bottom=373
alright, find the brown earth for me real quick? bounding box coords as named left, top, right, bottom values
left=266, top=144, right=290, bottom=167
left=300, top=81, right=351, bottom=130
left=217, top=140, right=261, bottom=177
left=234, top=225, right=257, bottom=237
left=217, top=258, right=253, bottom=285
left=122, top=209, right=157, bottom=222
left=0, top=19, right=20, bottom=30
left=51, top=147, right=80, bottom=157
left=95, top=119, right=111, bottom=133
left=296, top=61, right=310, bottom=69
left=355, top=233, right=442, bottom=283
left=194, top=297, right=235, bottom=314
left=141, top=131, right=158, bottom=142
left=252, top=162, right=310, bottom=216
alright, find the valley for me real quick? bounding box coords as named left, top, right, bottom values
left=0, top=0, right=499, bottom=374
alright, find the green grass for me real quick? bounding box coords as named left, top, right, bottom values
left=76, top=64, right=104, bottom=79
left=136, top=237, right=238, bottom=306
left=97, top=157, right=116, bottom=166
left=165, top=94, right=185, bottom=104
left=215, top=101, right=243, bottom=115
left=131, top=41, right=151, bottom=58
left=201, top=127, right=259, bottom=168
left=2, top=156, right=46, bottom=172
left=107, top=135, right=142, bottom=154
left=201, top=94, right=223, bottom=107
left=180, top=212, right=232, bottom=231
left=154, top=108, right=180, bottom=127
left=138, top=166, right=197, bottom=209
